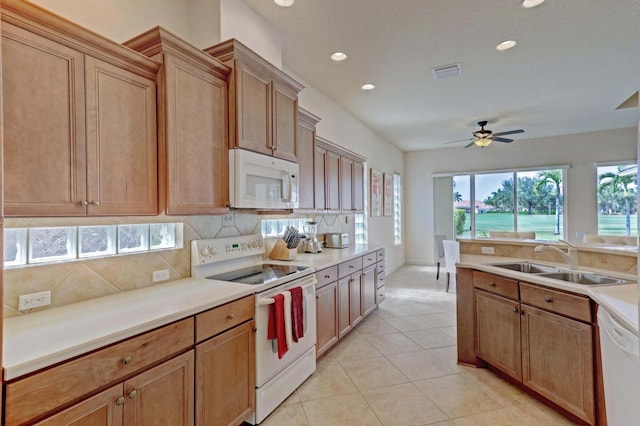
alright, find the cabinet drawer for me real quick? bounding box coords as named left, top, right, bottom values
left=376, top=249, right=385, bottom=262
left=376, top=285, right=386, bottom=304
left=362, top=252, right=377, bottom=268
left=376, top=261, right=385, bottom=274
left=5, top=318, right=194, bottom=426
left=316, top=266, right=338, bottom=288
left=473, top=270, right=519, bottom=300
left=338, top=257, right=363, bottom=278
left=376, top=270, right=385, bottom=289
left=196, top=295, right=255, bottom=343
left=520, top=282, right=592, bottom=322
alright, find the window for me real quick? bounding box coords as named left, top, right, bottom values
left=4, top=223, right=183, bottom=268
left=393, top=172, right=402, bottom=245
left=261, top=218, right=312, bottom=238
left=448, top=166, right=566, bottom=240
left=597, top=163, right=637, bottom=236
left=355, top=214, right=367, bottom=244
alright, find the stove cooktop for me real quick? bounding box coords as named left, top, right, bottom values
left=206, top=263, right=311, bottom=285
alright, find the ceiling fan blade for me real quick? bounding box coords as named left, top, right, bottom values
left=464, top=141, right=475, bottom=148
left=492, top=137, right=514, bottom=143
left=444, top=137, right=473, bottom=145
left=493, top=129, right=524, bottom=137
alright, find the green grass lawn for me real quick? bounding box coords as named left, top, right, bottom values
left=457, top=213, right=637, bottom=240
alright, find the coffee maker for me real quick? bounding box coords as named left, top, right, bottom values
left=302, top=221, right=322, bottom=253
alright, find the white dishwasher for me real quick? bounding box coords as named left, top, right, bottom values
left=597, top=307, right=640, bottom=426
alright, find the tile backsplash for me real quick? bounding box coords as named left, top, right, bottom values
left=3, top=212, right=355, bottom=317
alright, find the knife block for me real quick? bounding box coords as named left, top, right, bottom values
left=269, top=239, right=297, bottom=260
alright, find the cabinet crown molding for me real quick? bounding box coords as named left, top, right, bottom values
left=205, top=38, right=304, bottom=94
left=1, top=0, right=160, bottom=79
left=123, top=26, right=231, bottom=80
left=298, top=107, right=322, bottom=128
left=316, top=136, right=367, bottom=163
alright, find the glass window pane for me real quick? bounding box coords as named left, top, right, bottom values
left=150, top=223, right=177, bottom=250
left=79, top=226, right=116, bottom=258
left=118, top=224, right=149, bottom=253
left=597, top=164, right=637, bottom=237
left=453, top=175, right=471, bottom=238
left=517, top=170, right=564, bottom=240
left=29, top=227, right=77, bottom=263
left=475, top=172, right=514, bottom=238
left=4, top=228, right=27, bottom=267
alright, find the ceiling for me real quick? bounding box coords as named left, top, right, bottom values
left=245, top=0, right=640, bottom=152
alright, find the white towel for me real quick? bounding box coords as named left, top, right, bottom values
left=282, top=291, right=293, bottom=349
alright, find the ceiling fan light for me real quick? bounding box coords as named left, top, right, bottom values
left=522, top=0, right=545, bottom=8
left=474, top=138, right=492, bottom=148
left=274, top=0, right=294, bottom=7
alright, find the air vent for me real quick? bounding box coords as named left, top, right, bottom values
left=431, top=63, right=462, bottom=80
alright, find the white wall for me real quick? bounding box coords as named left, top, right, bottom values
left=405, top=127, right=638, bottom=265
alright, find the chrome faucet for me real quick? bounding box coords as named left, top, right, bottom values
left=534, top=239, right=579, bottom=270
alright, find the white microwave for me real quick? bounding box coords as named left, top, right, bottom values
left=229, top=149, right=299, bottom=209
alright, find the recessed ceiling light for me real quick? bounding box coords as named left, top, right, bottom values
left=361, top=83, right=376, bottom=91
left=274, top=0, right=294, bottom=7
left=496, top=40, right=517, bottom=51
left=330, top=52, right=348, bottom=62
left=522, top=0, right=545, bottom=8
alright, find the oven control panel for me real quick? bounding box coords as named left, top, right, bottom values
left=191, top=234, right=265, bottom=266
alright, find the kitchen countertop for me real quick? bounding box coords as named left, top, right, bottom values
left=3, top=243, right=382, bottom=381
left=458, top=253, right=639, bottom=334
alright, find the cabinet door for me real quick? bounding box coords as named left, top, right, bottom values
left=296, top=119, right=315, bottom=210
left=123, top=350, right=194, bottom=426
left=164, top=54, right=229, bottom=215
left=521, top=305, right=595, bottom=424
left=272, top=81, right=297, bottom=162
left=352, top=161, right=364, bottom=212
left=326, top=150, right=341, bottom=211
left=474, top=289, right=522, bottom=380
left=338, top=277, right=352, bottom=338
left=316, top=282, right=339, bottom=357
left=233, top=62, right=272, bottom=155
left=34, top=384, right=124, bottom=426
left=85, top=56, right=158, bottom=215
left=350, top=275, right=363, bottom=328
left=196, top=320, right=255, bottom=426
left=2, top=22, right=87, bottom=216
left=340, top=156, right=353, bottom=212
left=314, top=145, right=327, bottom=210
left=361, top=266, right=377, bottom=317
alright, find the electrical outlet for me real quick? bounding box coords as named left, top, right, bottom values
left=18, top=290, right=51, bottom=311
left=152, top=269, right=170, bottom=282
left=481, top=246, right=495, bottom=255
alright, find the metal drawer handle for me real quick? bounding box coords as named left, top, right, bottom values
left=227, top=313, right=235, bottom=320
left=122, top=356, right=132, bottom=365
left=324, top=275, right=331, bottom=278
left=90, top=200, right=100, bottom=206
left=545, top=297, right=553, bottom=303
left=512, top=307, right=518, bottom=313
left=115, top=396, right=125, bottom=406
left=489, top=282, right=496, bottom=287
left=349, top=265, right=354, bottom=269
left=128, top=390, right=137, bottom=399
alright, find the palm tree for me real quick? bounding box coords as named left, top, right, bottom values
left=535, top=170, right=562, bottom=235
left=598, top=167, right=637, bottom=236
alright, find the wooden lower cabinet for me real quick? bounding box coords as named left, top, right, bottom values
left=195, top=320, right=255, bottom=426
left=316, top=281, right=339, bottom=357
left=361, top=265, right=377, bottom=317
left=33, top=351, right=195, bottom=426
left=521, top=305, right=595, bottom=424
left=474, top=289, right=522, bottom=381
left=338, top=276, right=352, bottom=338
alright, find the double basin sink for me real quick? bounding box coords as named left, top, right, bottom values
left=490, top=262, right=632, bottom=286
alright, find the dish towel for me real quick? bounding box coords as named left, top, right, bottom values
left=282, top=291, right=294, bottom=349
left=289, top=286, right=304, bottom=342
left=267, top=293, right=288, bottom=359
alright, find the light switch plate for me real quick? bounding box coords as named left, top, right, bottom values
left=152, top=269, right=170, bottom=282
left=481, top=246, right=495, bottom=255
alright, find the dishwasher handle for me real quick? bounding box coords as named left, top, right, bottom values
left=598, top=308, right=639, bottom=358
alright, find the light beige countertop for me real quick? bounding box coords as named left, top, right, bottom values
left=3, top=244, right=382, bottom=381
left=458, top=253, right=639, bottom=334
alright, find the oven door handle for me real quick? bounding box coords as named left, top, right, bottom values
left=257, top=276, right=317, bottom=306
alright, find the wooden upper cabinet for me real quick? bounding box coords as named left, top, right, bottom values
left=326, top=150, right=341, bottom=211
left=340, top=156, right=353, bottom=212
left=352, top=161, right=365, bottom=212
left=1, top=0, right=160, bottom=217
left=124, top=27, right=232, bottom=215
left=314, top=144, right=327, bottom=211
left=205, top=39, right=304, bottom=161
left=84, top=56, right=157, bottom=216
left=297, top=108, right=321, bottom=211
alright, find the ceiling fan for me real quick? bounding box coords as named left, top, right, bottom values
left=445, top=121, right=525, bottom=148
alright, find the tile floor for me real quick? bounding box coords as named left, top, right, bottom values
left=259, top=265, right=578, bottom=426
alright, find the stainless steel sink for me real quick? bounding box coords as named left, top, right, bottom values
left=538, top=272, right=630, bottom=285
left=491, top=262, right=560, bottom=274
